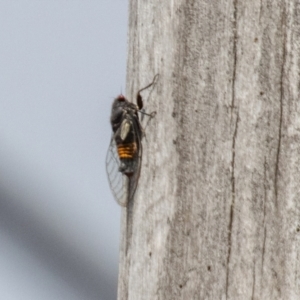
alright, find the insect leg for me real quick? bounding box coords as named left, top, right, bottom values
left=136, top=74, right=160, bottom=109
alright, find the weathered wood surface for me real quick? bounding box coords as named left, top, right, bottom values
left=118, top=1, right=300, bottom=299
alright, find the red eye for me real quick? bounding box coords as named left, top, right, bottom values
left=117, top=94, right=125, bottom=101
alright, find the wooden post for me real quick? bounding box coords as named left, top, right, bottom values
left=118, top=1, right=300, bottom=299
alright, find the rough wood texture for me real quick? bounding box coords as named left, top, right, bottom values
left=118, top=1, right=300, bottom=299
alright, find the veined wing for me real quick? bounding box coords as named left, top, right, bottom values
left=105, top=135, right=129, bottom=206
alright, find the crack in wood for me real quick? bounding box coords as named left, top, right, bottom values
left=274, top=5, right=287, bottom=208
left=261, top=157, right=267, bottom=275
left=230, top=0, right=238, bottom=119
left=226, top=1, right=238, bottom=298
left=251, top=260, right=256, bottom=300
left=226, top=110, right=239, bottom=299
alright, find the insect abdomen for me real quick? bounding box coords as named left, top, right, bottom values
left=117, top=143, right=137, bottom=159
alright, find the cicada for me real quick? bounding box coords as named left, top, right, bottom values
left=106, top=74, right=158, bottom=206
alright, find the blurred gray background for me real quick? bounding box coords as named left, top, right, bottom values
left=0, top=1, right=127, bottom=299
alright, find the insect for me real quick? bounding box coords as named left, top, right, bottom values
left=106, top=74, right=159, bottom=206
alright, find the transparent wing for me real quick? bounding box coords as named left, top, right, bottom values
left=105, top=135, right=129, bottom=206
left=106, top=118, right=143, bottom=207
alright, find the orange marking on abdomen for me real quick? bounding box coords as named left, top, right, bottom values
left=117, top=143, right=137, bottom=159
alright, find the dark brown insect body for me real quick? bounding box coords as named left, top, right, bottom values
left=110, top=95, right=142, bottom=176
left=106, top=74, right=158, bottom=206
